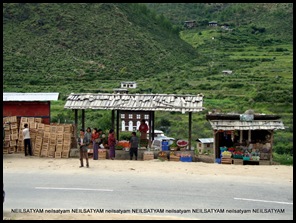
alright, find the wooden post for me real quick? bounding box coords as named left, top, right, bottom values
left=188, top=112, right=192, bottom=151
left=214, top=130, right=218, bottom=160
left=116, top=110, right=119, bottom=140
left=270, top=130, right=274, bottom=163
left=82, top=109, right=85, bottom=131
left=240, top=130, right=243, bottom=143
left=111, top=110, right=115, bottom=131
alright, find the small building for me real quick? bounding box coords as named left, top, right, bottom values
left=184, top=20, right=197, bottom=29
left=121, top=81, right=137, bottom=89
left=196, top=138, right=214, bottom=154
left=208, top=21, right=218, bottom=26
left=222, top=70, right=233, bottom=75
left=3, top=92, right=59, bottom=124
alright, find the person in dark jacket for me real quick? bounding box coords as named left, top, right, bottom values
left=129, top=131, right=139, bottom=160
left=78, top=129, right=90, bottom=168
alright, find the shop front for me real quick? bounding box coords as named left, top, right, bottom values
left=206, top=112, right=285, bottom=165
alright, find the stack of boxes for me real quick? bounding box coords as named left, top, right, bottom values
left=3, top=116, right=18, bottom=154
left=3, top=116, right=75, bottom=159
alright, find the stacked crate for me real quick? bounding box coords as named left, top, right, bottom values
left=4, top=118, right=75, bottom=159
left=3, top=122, right=11, bottom=154
left=40, top=124, right=50, bottom=157
left=3, top=116, right=18, bottom=154
left=56, top=125, right=65, bottom=158
left=62, top=132, right=72, bottom=158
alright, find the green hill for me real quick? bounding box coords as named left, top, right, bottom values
left=3, top=3, right=196, bottom=95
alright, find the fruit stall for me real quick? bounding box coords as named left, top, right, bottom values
left=206, top=112, right=285, bottom=165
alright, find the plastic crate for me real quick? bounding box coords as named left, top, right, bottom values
left=215, top=158, right=221, bottom=164
left=233, top=154, right=243, bottom=159
left=243, top=156, right=250, bottom=161
left=180, top=156, right=192, bottom=162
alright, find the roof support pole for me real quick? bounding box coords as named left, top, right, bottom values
left=240, top=130, right=243, bottom=143
left=270, top=130, right=274, bottom=163
left=111, top=110, right=115, bottom=131
left=74, top=109, right=78, bottom=144
left=82, top=109, right=85, bottom=131
left=188, top=112, right=192, bottom=150
left=213, top=130, right=218, bottom=160
left=116, top=110, right=119, bottom=140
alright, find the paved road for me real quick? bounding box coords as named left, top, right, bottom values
left=3, top=167, right=293, bottom=220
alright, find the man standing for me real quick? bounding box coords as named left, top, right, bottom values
left=78, top=129, right=90, bottom=168
left=129, top=132, right=139, bottom=160
left=22, top=123, right=32, bottom=156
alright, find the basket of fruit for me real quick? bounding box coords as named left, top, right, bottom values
left=176, top=139, right=188, bottom=148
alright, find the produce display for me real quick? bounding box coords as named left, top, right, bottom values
left=116, top=140, right=130, bottom=150
left=221, top=151, right=232, bottom=158
left=176, top=140, right=188, bottom=147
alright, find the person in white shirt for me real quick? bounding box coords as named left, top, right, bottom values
left=22, top=123, right=32, bottom=156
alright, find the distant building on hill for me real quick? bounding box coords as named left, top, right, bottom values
left=184, top=20, right=197, bottom=29
left=208, top=21, right=218, bottom=26
left=222, top=70, right=233, bottom=75
left=121, top=81, right=137, bottom=89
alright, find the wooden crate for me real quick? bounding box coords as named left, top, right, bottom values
left=48, top=150, right=55, bottom=158
left=43, top=132, right=50, bottom=138
left=56, top=144, right=63, bottom=152
left=10, top=134, right=18, bottom=140
left=55, top=152, right=62, bottom=158
left=10, top=123, right=18, bottom=130
left=35, top=118, right=42, bottom=123
left=98, top=150, right=107, bottom=159
left=64, top=125, right=72, bottom=133
left=62, top=150, right=70, bottom=158
left=40, top=149, right=48, bottom=157
left=4, top=141, right=10, bottom=148
left=259, top=160, right=271, bottom=165
left=10, top=140, right=17, bottom=147
left=44, top=124, right=51, bottom=132
left=143, top=152, right=154, bottom=161
left=20, top=117, right=28, bottom=123
left=50, top=125, right=57, bottom=133
left=27, top=117, right=35, bottom=123
left=34, top=149, right=41, bottom=156
left=221, top=157, right=232, bottom=164
left=10, top=129, right=18, bottom=135
left=232, top=159, right=243, bottom=165
left=169, top=155, right=180, bottom=161
left=3, top=124, right=10, bottom=131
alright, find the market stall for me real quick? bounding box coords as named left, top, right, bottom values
left=206, top=112, right=285, bottom=165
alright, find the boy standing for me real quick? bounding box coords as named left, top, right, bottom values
left=22, top=123, right=32, bottom=156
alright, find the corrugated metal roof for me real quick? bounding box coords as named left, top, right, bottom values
left=196, top=138, right=214, bottom=143
left=64, top=93, right=204, bottom=113
left=208, top=120, right=285, bottom=131
left=3, top=92, right=59, bottom=101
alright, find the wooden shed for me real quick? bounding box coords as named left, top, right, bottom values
left=3, top=92, right=59, bottom=124
left=195, top=138, right=214, bottom=154
left=206, top=112, right=285, bottom=165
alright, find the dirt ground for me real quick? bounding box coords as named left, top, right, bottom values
left=3, top=153, right=293, bottom=220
